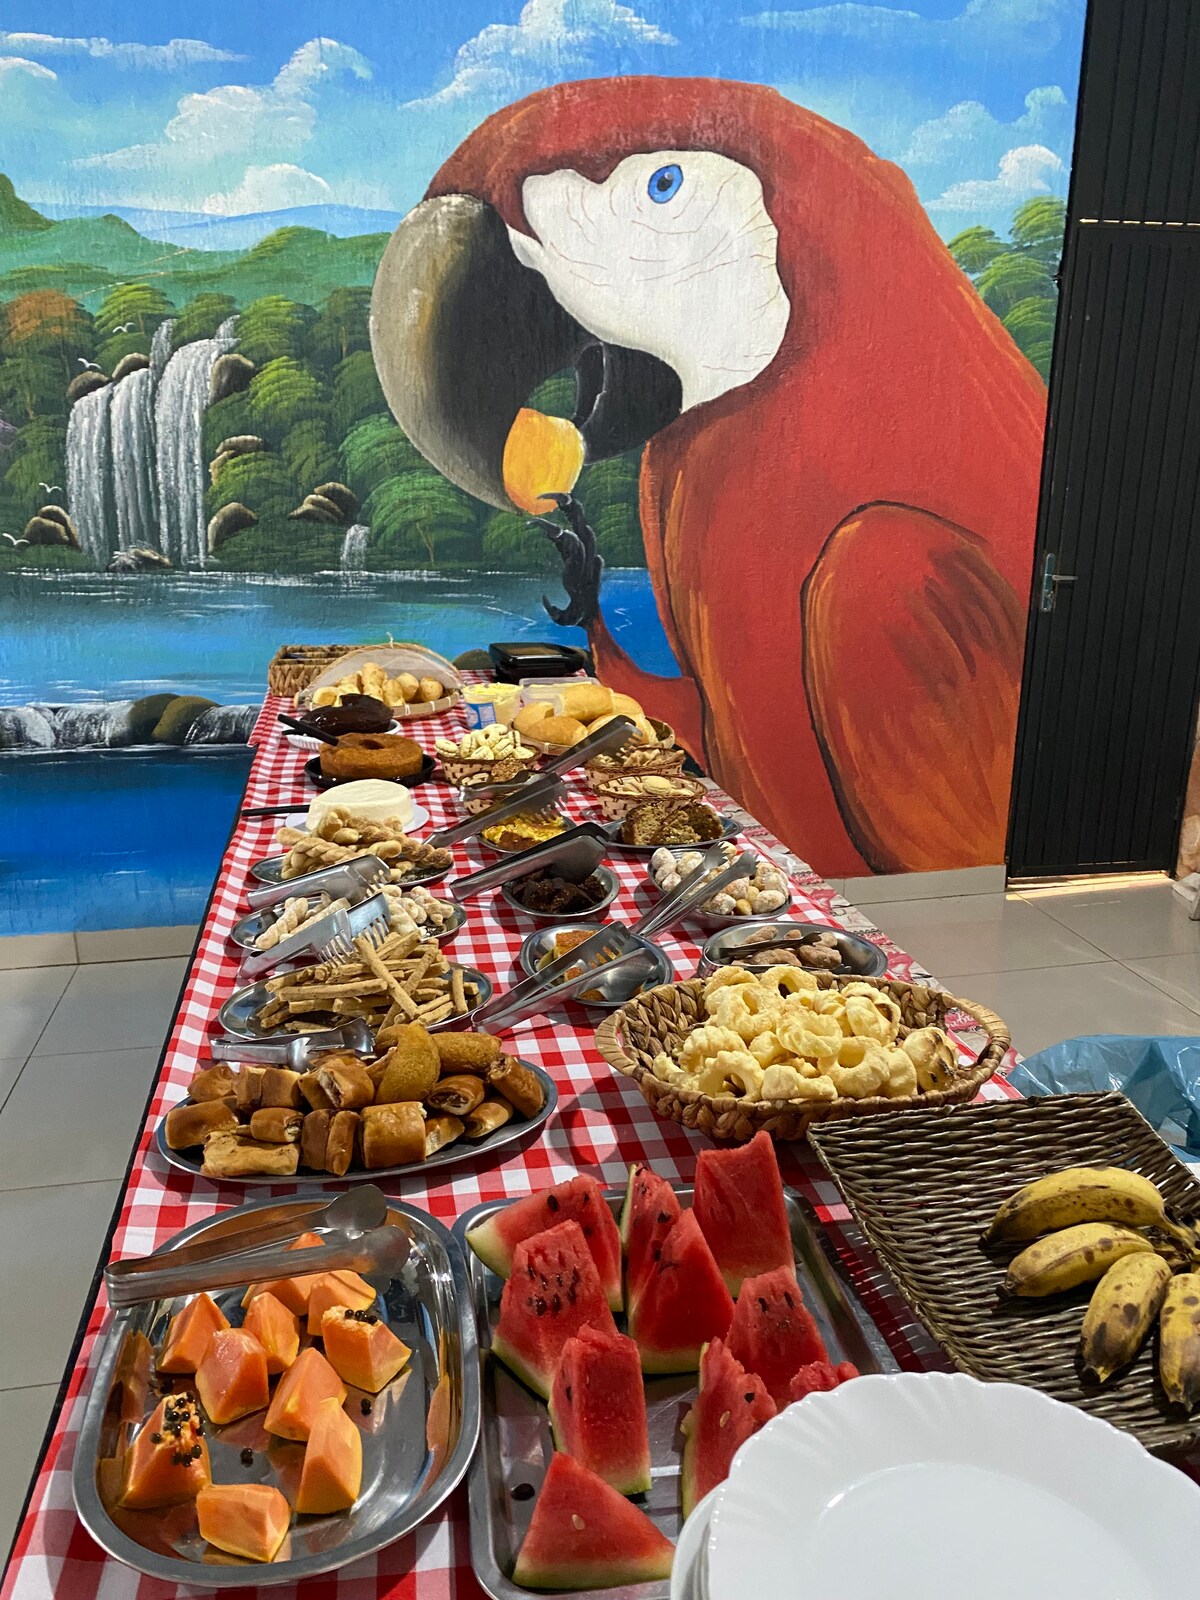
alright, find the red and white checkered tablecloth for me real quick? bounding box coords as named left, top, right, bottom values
left=2, top=686, right=1018, bottom=1600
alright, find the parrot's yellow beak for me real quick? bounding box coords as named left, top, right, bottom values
left=502, top=408, right=585, bottom=513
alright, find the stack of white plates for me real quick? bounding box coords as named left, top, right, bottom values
left=673, top=1373, right=1198, bottom=1600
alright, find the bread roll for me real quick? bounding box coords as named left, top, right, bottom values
left=324, top=1110, right=360, bottom=1176
left=165, top=1100, right=238, bottom=1150
left=260, top=1067, right=304, bottom=1110
left=301, top=1110, right=331, bottom=1171
left=233, top=1066, right=267, bottom=1114
left=513, top=702, right=553, bottom=736
left=537, top=715, right=587, bottom=747
left=396, top=672, right=421, bottom=703
left=424, top=1114, right=464, bottom=1157
left=359, top=1102, right=425, bottom=1167
left=249, top=1107, right=304, bottom=1144
left=188, top=1063, right=236, bottom=1103
left=611, top=693, right=644, bottom=718
left=310, top=686, right=339, bottom=708
left=559, top=683, right=614, bottom=722
left=298, top=1069, right=335, bottom=1112
left=418, top=676, right=444, bottom=704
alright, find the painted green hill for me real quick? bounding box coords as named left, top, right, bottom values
left=0, top=174, right=51, bottom=232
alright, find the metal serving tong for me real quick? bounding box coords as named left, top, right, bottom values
left=210, top=1017, right=375, bottom=1067
left=449, top=822, right=611, bottom=901
left=239, top=890, right=390, bottom=981
left=105, top=1187, right=409, bottom=1310
left=463, top=715, right=639, bottom=809
left=427, top=774, right=567, bottom=850
left=470, top=925, right=653, bottom=1033
left=247, top=853, right=389, bottom=911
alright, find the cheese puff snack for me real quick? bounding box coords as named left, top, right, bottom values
left=696, top=1051, right=764, bottom=1100
left=761, top=1064, right=836, bottom=1101
left=678, top=1024, right=744, bottom=1075
left=776, top=1010, right=844, bottom=1062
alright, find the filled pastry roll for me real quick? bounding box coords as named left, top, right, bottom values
left=202, top=1130, right=300, bottom=1178
left=486, top=1058, right=545, bottom=1119
left=425, top=1074, right=485, bottom=1117
left=359, top=1102, right=426, bottom=1168
left=314, top=1054, right=375, bottom=1111
left=301, top=1109, right=331, bottom=1171
left=425, top=1114, right=464, bottom=1157
left=298, top=1069, right=335, bottom=1112
left=187, top=1063, right=236, bottom=1102
left=324, top=1110, right=360, bottom=1177
left=233, top=1065, right=268, bottom=1114
left=165, top=1100, right=238, bottom=1150
left=249, top=1107, right=304, bottom=1144
left=462, top=1098, right=512, bottom=1140
left=433, top=1031, right=502, bottom=1075
left=259, top=1067, right=304, bottom=1109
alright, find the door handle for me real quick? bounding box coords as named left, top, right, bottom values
left=1039, top=551, right=1078, bottom=613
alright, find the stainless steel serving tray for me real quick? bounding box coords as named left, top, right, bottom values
left=73, top=1194, right=480, bottom=1588
left=216, top=967, right=495, bottom=1039
left=249, top=854, right=451, bottom=890
left=698, top=920, right=888, bottom=980
left=455, top=1183, right=896, bottom=1600
left=231, top=900, right=467, bottom=952
left=155, top=1060, right=557, bottom=1186
left=498, top=863, right=621, bottom=922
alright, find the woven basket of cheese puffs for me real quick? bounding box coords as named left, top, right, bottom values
left=594, top=968, right=1009, bottom=1144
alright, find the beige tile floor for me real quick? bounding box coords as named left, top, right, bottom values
left=2, top=878, right=1200, bottom=1554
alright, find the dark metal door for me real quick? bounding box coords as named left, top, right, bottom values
left=1007, top=0, right=1200, bottom=879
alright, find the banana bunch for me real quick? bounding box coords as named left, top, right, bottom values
left=986, top=1166, right=1200, bottom=1406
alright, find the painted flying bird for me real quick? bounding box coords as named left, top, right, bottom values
left=2, top=533, right=29, bottom=548
left=112, top=322, right=135, bottom=333
left=370, top=78, right=1046, bottom=876
left=76, top=359, right=102, bottom=370
left=38, top=482, right=62, bottom=496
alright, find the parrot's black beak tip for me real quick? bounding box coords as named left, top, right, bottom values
left=538, top=492, right=573, bottom=508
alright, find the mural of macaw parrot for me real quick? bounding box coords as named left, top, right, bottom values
left=370, top=77, right=1047, bottom=878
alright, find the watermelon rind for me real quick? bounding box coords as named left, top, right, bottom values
left=512, top=1453, right=674, bottom=1590
left=467, top=1177, right=624, bottom=1313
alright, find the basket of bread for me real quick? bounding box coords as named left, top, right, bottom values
left=594, top=966, right=1009, bottom=1144
left=512, top=682, right=671, bottom=752
left=589, top=772, right=708, bottom=820
left=434, top=723, right=540, bottom=786
left=297, top=644, right=462, bottom=720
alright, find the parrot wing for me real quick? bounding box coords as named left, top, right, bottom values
left=802, top=501, right=1026, bottom=874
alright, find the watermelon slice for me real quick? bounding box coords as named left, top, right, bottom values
left=468, top=1177, right=624, bottom=1312
left=727, top=1267, right=827, bottom=1406
left=680, top=1339, right=776, bottom=1519
left=788, top=1359, right=859, bottom=1402
left=628, top=1210, right=734, bottom=1374
left=693, top=1131, right=795, bottom=1296
left=549, top=1326, right=652, bottom=1496
left=492, top=1221, right=618, bottom=1398
left=619, top=1164, right=681, bottom=1317
left=513, top=1453, right=675, bottom=1590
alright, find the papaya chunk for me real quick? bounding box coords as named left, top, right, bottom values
left=242, top=1291, right=300, bottom=1375
left=305, top=1270, right=376, bottom=1337
left=195, top=1329, right=270, bottom=1425
left=118, top=1396, right=210, bottom=1510
left=158, top=1292, right=229, bottom=1375
left=197, top=1482, right=291, bottom=1563
left=264, top=1346, right=346, bottom=1441
left=295, top=1397, right=362, bottom=1515
left=321, top=1306, right=412, bottom=1393
left=241, top=1230, right=325, bottom=1317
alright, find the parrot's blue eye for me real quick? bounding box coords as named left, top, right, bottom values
left=648, top=164, right=682, bottom=204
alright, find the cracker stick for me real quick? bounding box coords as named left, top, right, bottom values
left=354, top=933, right=420, bottom=1016
left=451, top=967, right=467, bottom=1014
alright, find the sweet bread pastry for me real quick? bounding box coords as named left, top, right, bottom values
left=234, top=1066, right=267, bottom=1114
left=202, top=1131, right=300, bottom=1179
left=165, top=1100, right=238, bottom=1149
left=313, top=1054, right=375, bottom=1111
left=188, top=1063, right=236, bottom=1102
left=433, top=1031, right=502, bottom=1074
left=260, top=1067, right=304, bottom=1110
left=424, top=1114, right=464, bottom=1157
left=486, top=1058, right=546, bottom=1118
left=425, top=1074, right=485, bottom=1117
left=462, top=1099, right=512, bottom=1139
left=324, top=1110, right=360, bottom=1176
left=301, top=1110, right=331, bottom=1171
left=359, top=1102, right=425, bottom=1167
left=319, top=732, right=425, bottom=782
left=298, top=1070, right=335, bottom=1112
left=248, top=1107, right=304, bottom=1144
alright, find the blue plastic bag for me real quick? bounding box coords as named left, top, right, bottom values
left=1008, top=1036, right=1200, bottom=1154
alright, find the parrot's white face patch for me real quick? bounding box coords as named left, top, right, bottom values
left=508, top=150, right=790, bottom=412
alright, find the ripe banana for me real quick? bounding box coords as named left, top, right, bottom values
left=985, top=1166, right=1187, bottom=1245
left=1159, top=1271, right=1200, bottom=1412
left=1003, top=1222, right=1155, bottom=1298
left=1079, top=1251, right=1172, bottom=1382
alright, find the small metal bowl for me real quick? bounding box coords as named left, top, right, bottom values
left=476, top=811, right=571, bottom=854
left=644, top=845, right=793, bottom=931
left=230, top=900, right=467, bottom=952
left=517, top=922, right=674, bottom=1009
left=500, top=864, right=621, bottom=922
left=698, top=921, right=888, bottom=980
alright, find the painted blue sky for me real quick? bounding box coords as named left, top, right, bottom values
left=0, top=0, right=1086, bottom=237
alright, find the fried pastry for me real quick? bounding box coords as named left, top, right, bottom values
left=248, top=1108, right=304, bottom=1144
left=188, top=1063, right=236, bottom=1103
left=462, top=1099, right=512, bottom=1140
left=359, top=1102, right=425, bottom=1167
left=375, top=1023, right=439, bottom=1102
left=486, top=1058, right=545, bottom=1118
left=425, top=1074, right=485, bottom=1117
left=433, top=1030, right=502, bottom=1074
left=165, top=1100, right=238, bottom=1150
left=202, top=1131, right=300, bottom=1179
left=424, top=1114, right=464, bottom=1157
left=324, top=1110, right=359, bottom=1177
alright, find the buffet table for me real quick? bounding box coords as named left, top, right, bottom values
left=2, top=690, right=1018, bottom=1600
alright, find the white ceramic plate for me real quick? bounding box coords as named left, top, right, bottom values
left=707, top=1373, right=1200, bottom=1600
left=672, top=1489, right=718, bottom=1600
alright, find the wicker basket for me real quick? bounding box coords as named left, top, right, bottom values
left=267, top=645, right=357, bottom=697
left=590, top=774, right=707, bottom=820
left=594, top=974, right=1009, bottom=1144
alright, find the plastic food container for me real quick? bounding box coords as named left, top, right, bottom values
left=462, top=682, right=521, bottom=729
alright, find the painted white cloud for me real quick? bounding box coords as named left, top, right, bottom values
left=904, top=84, right=1068, bottom=166
left=0, top=55, right=57, bottom=81
left=926, top=142, right=1065, bottom=213
left=743, top=0, right=1073, bottom=52
left=418, top=0, right=676, bottom=106
left=202, top=163, right=332, bottom=215
left=0, top=32, right=242, bottom=68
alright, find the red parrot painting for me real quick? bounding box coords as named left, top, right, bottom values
left=370, top=77, right=1047, bottom=878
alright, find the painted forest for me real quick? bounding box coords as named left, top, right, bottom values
left=0, top=170, right=1063, bottom=577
